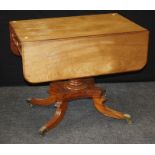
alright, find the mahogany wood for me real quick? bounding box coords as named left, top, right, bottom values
left=10, top=13, right=149, bottom=83
left=27, top=78, right=131, bottom=135
left=9, top=13, right=148, bottom=135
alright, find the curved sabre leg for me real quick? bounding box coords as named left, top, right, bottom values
left=27, top=96, right=56, bottom=106
left=93, top=96, right=132, bottom=123
left=39, top=101, right=68, bottom=135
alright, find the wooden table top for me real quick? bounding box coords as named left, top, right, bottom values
left=10, top=13, right=146, bottom=42
left=10, top=13, right=149, bottom=83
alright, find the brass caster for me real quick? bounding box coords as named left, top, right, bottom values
left=124, top=113, right=132, bottom=124
left=26, top=98, right=32, bottom=103
left=54, top=102, right=61, bottom=108
left=54, top=104, right=58, bottom=108
left=39, top=125, right=48, bottom=136
left=26, top=98, right=33, bottom=107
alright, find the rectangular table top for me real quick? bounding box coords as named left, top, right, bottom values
left=10, top=13, right=149, bottom=83
left=10, top=13, right=146, bottom=42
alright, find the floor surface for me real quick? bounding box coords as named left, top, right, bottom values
left=0, top=82, right=155, bottom=144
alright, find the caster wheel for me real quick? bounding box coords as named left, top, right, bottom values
left=124, top=114, right=132, bottom=124
left=26, top=98, right=33, bottom=107
left=26, top=98, right=32, bottom=103
left=54, top=102, right=61, bottom=108
left=54, top=103, right=59, bottom=108
left=39, top=126, right=47, bottom=136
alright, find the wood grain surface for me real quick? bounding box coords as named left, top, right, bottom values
left=10, top=13, right=146, bottom=42
left=10, top=13, right=149, bottom=83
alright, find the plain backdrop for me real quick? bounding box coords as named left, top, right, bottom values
left=0, top=10, right=155, bottom=86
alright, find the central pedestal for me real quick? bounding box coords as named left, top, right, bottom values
left=27, top=78, right=132, bottom=135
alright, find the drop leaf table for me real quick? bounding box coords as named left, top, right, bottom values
left=10, top=13, right=149, bottom=135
